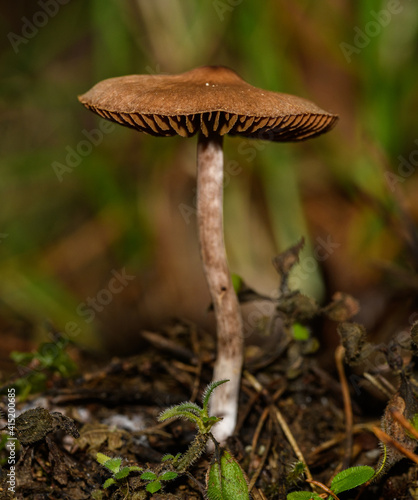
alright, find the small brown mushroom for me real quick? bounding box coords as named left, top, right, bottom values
left=78, top=66, right=337, bottom=442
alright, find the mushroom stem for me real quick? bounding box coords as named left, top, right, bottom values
left=196, top=132, right=244, bottom=442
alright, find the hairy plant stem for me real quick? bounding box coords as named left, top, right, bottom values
left=174, top=433, right=209, bottom=473
left=196, top=132, right=244, bottom=443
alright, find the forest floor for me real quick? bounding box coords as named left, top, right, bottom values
left=1, top=245, right=418, bottom=499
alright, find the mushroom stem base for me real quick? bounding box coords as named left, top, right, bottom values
left=197, top=133, right=243, bottom=443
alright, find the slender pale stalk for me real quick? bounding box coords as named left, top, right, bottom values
left=196, top=132, right=244, bottom=443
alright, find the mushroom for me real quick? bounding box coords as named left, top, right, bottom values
left=78, top=65, right=338, bottom=442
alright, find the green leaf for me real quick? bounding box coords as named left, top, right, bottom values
left=96, top=453, right=122, bottom=474
left=202, top=416, right=220, bottom=424
left=146, top=480, right=162, bottom=494
left=410, top=413, right=418, bottom=432
left=231, top=273, right=243, bottom=294
left=114, top=467, right=131, bottom=480
left=128, top=466, right=142, bottom=472
left=201, top=415, right=221, bottom=432
left=96, top=452, right=112, bottom=465
left=169, top=410, right=203, bottom=429
left=161, top=452, right=182, bottom=463
left=330, top=466, right=375, bottom=494
left=101, top=458, right=122, bottom=474
left=141, top=471, right=158, bottom=481
left=160, top=471, right=178, bottom=481
left=169, top=402, right=203, bottom=414
left=10, top=351, right=35, bottom=364
left=103, top=478, right=116, bottom=489
left=292, top=323, right=310, bottom=341
left=206, top=448, right=249, bottom=500
left=201, top=380, right=229, bottom=411
left=158, top=402, right=202, bottom=421
left=287, top=492, right=323, bottom=500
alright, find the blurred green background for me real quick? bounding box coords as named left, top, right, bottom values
left=1, top=0, right=418, bottom=358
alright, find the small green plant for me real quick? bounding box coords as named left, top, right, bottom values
left=287, top=465, right=375, bottom=500
left=286, top=461, right=307, bottom=486
left=206, top=448, right=250, bottom=500
left=157, top=379, right=228, bottom=473
left=139, top=469, right=179, bottom=494
left=95, top=380, right=249, bottom=498
left=96, top=452, right=142, bottom=491
left=9, top=336, right=78, bottom=399
left=159, top=380, right=249, bottom=497
left=159, top=379, right=226, bottom=435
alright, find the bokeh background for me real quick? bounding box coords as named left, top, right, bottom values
left=1, top=0, right=418, bottom=363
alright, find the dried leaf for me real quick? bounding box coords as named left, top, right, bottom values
left=77, top=424, right=128, bottom=451
left=337, top=322, right=370, bottom=366
left=277, top=292, right=319, bottom=322
left=272, top=238, right=305, bottom=279
left=322, top=292, right=360, bottom=322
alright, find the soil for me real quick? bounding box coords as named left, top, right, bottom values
left=1, top=275, right=418, bottom=499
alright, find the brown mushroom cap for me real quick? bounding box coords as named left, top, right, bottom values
left=78, top=65, right=337, bottom=141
